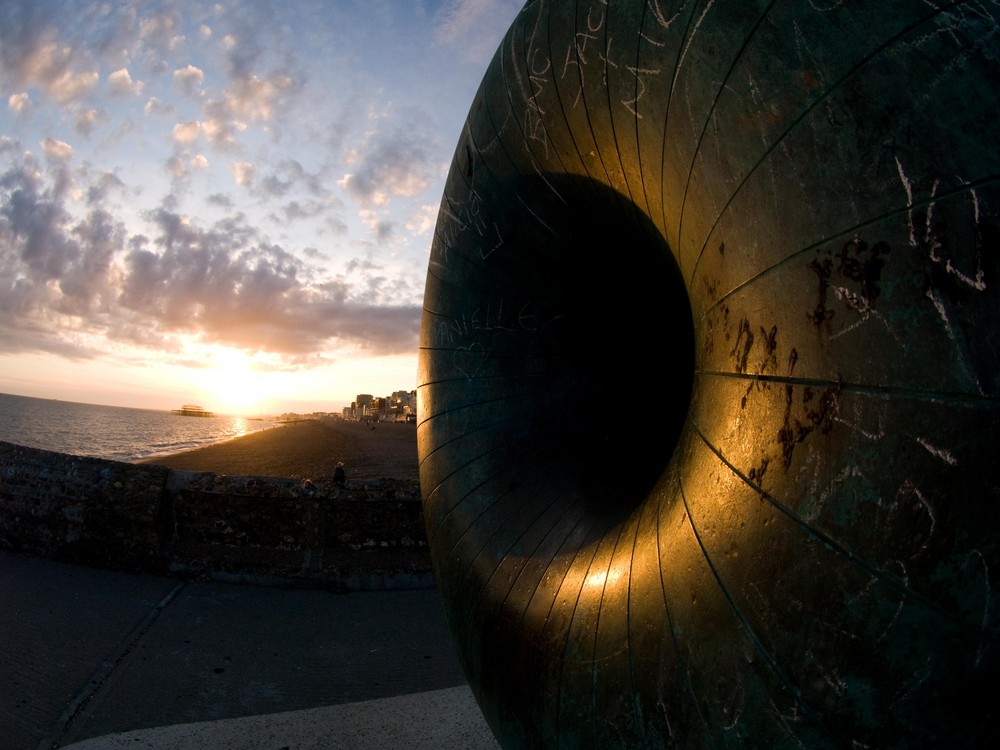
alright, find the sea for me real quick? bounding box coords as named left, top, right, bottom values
left=0, top=392, right=276, bottom=463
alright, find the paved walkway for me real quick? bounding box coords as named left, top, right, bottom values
left=0, top=550, right=498, bottom=750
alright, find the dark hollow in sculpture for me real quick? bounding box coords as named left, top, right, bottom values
left=418, top=1, right=1000, bottom=747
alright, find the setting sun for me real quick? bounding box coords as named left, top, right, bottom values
left=198, top=348, right=273, bottom=416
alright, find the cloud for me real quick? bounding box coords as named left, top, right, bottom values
left=187, top=70, right=297, bottom=150
left=338, top=112, right=438, bottom=208
left=117, top=207, right=419, bottom=355
left=0, top=160, right=115, bottom=331
left=41, top=137, right=73, bottom=161
left=173, top=64, right=204, bottom=96
left=54, top=207, right=122, bottom=315
left=231, top=161, right=256, bottom=187
left=199, top=107, right=246, bottom=148
left=0, top=152, right=419, bottom=360
left=207, top=193, right=233, bottom=209
left=261, top=173, right=290, bottom=197
left=108, top=68, right=144, bottom=96
left=221, top=72, right=296, bottom=122
left=8, top=92, right=29, bottom=113
left=0, top=5, right=137, bottom=109
left=256, top=159, right=329, bottom=199
left=144, top=96, right=174, bottom=116
left=138, top=8, right=186, bottom=67
left=86, top=171, right=126, bottom=205
left=165, top=155, right=186, bottom=182
left=41, top=57, right=99, bottom=104
left=406, top=204, right=438, bottom=235
left=75, top=108, right=109, bottom=136
left=172, top=120, right=201, bottom=145
left=164, top=152, right=207, bottom=184
left=355, top=208, right=395, bottom=243
left=278, top=198, right=339, bottom=223
left=2, top=28, right=100, bottom=105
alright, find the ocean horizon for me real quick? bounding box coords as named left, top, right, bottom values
left=0, top=392, right=275, bottom=463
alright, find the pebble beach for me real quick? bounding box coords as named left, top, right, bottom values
left=140, top=418, right=419, bottom=481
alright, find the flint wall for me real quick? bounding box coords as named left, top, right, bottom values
left=0, top=441, right=431, bottom=590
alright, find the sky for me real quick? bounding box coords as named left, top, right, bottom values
left=0, top=0, right=522, bottom=415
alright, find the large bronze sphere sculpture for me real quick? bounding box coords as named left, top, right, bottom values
left=417, top=1, right=1000, bottom=746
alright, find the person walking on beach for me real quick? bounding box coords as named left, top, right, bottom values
left=333, top=462, right=346, bottom=484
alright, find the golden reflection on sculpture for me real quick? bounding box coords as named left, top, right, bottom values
left=418, top=2, right=1000, bottom=746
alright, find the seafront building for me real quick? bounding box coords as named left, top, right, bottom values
left=344, top=390, right=416, bottom=422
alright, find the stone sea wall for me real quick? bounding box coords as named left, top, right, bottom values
left=0, top=441, right=432, bottom=590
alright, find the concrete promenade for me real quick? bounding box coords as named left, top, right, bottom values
left=1, top=550, right=499, bottom=750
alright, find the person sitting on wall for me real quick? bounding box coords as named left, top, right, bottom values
left=332, top=462, right=346, bottom=484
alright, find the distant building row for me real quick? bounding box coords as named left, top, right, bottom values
left=345, top=390, right=416, bottom=422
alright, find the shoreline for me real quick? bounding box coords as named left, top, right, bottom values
left=0, top=393, right=282, bottom=464
left=139, top=418, right=419, bottom=481
left=130, top=422, right=280, bottom=464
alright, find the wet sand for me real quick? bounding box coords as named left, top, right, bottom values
left=140, top=418, right=418, bottom=481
